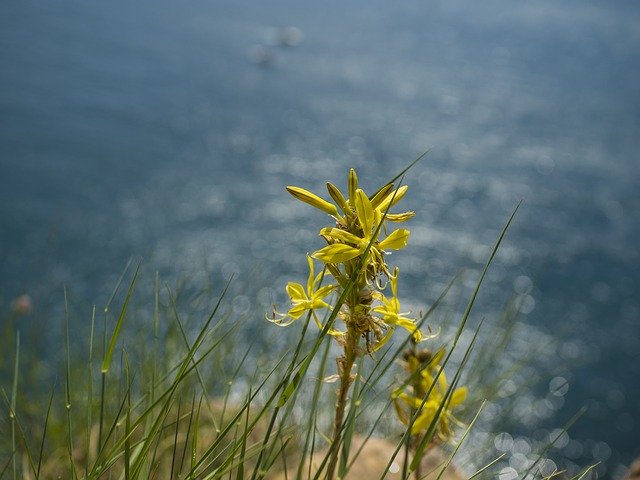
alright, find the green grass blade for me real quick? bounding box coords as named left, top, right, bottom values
left=387, top=148, right=430, bottom=185
left=435, top=401, right=486, bottom=480
left=152, top=271, right=159, bottom=403
left=235, top=389, right=252, bottom=480
left=523, top=406, right=587, bottom=479
left=101, top=261, right=141, bottom=374
left=85, top=304, right=96, bottom=477
left=170, top=397, right=183, bottom=480
left=128, top=278, right=233, bottom=478
left=37, top=385, right=56, bottom=478
left=568, top=464, right=599, bottom=480
left=124, top=350, right=131, bottom=480
left=10, top=331, right=19, bottom=480
left=296, top=339, right=331, bottom=480
left=2, top=384, right=38, bottom=479
left=466, top=454, right=506, bottom=479
left=63, top=287, right=78, bottom=480
left=453, top=201, right=521, bottom=347
left=190, top=396, right=204, bottom=479
left=0, top=453, right=14, bottom=480
left=167, top=286, right=217, bottom=421
left=179, top=393, right=197, bottom=477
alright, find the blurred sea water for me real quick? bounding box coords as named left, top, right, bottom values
left=1, top=0, right=639, bottom=476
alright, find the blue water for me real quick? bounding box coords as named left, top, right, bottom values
left=1, top=0, right=639, bottom=476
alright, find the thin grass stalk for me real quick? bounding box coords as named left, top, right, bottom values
left=191, top=354, right=291, bottom=477
left=179, top=393, right=197, bottom=477
left=168, top=287, right=218, bottom=424
left=10, top=331, right=19, bottom=480
left=169, top=398, right=182, bottom=480
left=234, top=389, right=251, bottom=480
left=249, top=307, right=317, bottom=480
left=296, top=339, right=332, bottom=480
left=124, top=351, right=131, bottom=480
left=435, top=401, right=485, bottom=480
left=568, top=464, right=599, bottom=480
left=152, top=271, right=159, bottom=404
left=101, top=262, right=140, bottom=374
left=257, top=435, right=292, bottom=478
left=2, top=383, right=38, bottom=478
left=37, top=386, right=55, bottom=478
left=99, top=259, right=133, bottom=451
left=190, top=396, right=204, bottom=480
left=523, top=406, right=587, bottom=479
left=219, top=339, right=256, bottom=437
left=89, top=380, right=133, bottom=477
left=1, top=454, right=13, bottom=479
left=466, top=454, right=506, bottom=479
left=63, top=287, right=78, bottom=480
left=85, top=304, right=96, bottom=477
left=127, top=279, right=233, bottom=478
left=453, top=202, right=521, bottom=348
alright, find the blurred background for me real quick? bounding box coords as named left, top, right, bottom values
left=1, top=0, right=639, bottom=477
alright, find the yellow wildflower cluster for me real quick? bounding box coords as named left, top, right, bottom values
left=270, top=168, right=421, bottom=351
left=393, top=348, right=467, bottom=442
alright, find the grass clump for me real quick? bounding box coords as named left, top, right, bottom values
left=1, top=162, right=593, bottom=479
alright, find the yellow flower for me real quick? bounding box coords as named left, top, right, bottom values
left=311, top=189, right=410, bottom=266
left=372, top=268, right=422, bottom=343
left=393, top=350, right=467, bottom=441
left=269, top=255, right=341, bottom=334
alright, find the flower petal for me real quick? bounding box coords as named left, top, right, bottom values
left=267, top=314, right=297, bottom=327
left=286, top=282, right=306, bottom=301
left=394, top=317, right=422, bottom=342
left=312, top=244, right=361, bottom=264
left=450, top=386, right=467, bottom=407
left=378, top=229, right=410, bottom=250
left=348, top=168, right=358, bottom=206
left=326, top=182, right=350, bottom=214
left=314, top=284, right=337, bottom=299
left=369, top=183, right=394, bottom=209
left=306, top=255, right=315, bottom=295
left=355, top=189, right=375, bottom=235
left=288, top=303, right=311, bottom=319
left=390, top=267, right=399, bottom=297
left=320, top=227, right=363, bottom=246
left=286, top=186, right=338, bottom=215
left=370, top=326, right=394, bottom=352
left=411, top=404, right=438, bottom=434
left=377, top=185, right=408, bottom=213
left=384, top=211, right=415, bottom=222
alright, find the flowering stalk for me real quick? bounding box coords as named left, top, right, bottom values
left=393, top=346, right=467, bottom=478
left=269, top=168, right=423, bottom=479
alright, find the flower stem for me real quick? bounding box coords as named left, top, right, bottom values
left=327, top=327, right=358, bottom=480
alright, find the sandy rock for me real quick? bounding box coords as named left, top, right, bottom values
left=272, top=434, right=464, bottom=480
left=626, top=457, right=640, bottom=480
